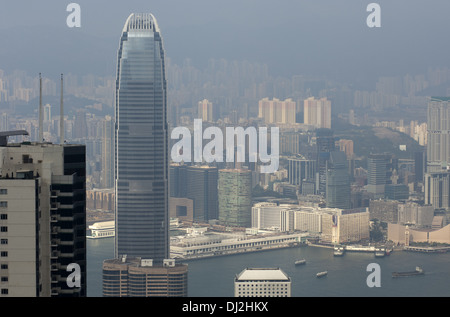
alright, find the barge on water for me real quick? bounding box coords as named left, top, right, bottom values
left=392, top=266, right=424, bottom=278
left=294, top=259, right=306, bottom=265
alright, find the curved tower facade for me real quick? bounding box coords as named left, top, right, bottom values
left=115, top=13, right=168, bottom=262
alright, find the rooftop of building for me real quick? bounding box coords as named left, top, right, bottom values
left=103, top=256, right=185, bottom=269
left=219, top=168, right=252, bottom=173
left=5, top=141, right=83, bottom=148
left=235, top=268, right=290, bottom=282
left=123, top=13, right=160, bottom=34
left=430, top=96, right=450, bottom=102
left=89, top=221, right=114, bottom=230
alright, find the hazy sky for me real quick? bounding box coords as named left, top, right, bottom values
left=0, top=0, right=449, bottom=83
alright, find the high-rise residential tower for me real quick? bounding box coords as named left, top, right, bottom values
left=198, top=99, right=214, bottom=122
left=427, top=97, right=450, bottom=166
left=114, top=13, right=169, bottom=262
left=258, top=98, right=296, bottom=124
left=0, top=132, right=86, bottom=297
left=303, top=97, right=331, bottom=129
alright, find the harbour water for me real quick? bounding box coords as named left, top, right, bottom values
left=87, top=238, right=450, bottom=297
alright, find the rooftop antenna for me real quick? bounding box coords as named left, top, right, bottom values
left=60, top=73, right=64, bottom=144
left=39, top=73, right=43, bottom=142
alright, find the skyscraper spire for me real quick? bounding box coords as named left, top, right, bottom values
left=39, top=73, right=43, bottom=142
left=60, top=73, right=64, bottom=144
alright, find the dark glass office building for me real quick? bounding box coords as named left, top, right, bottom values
left=114, top=13, right=169, bottom=263
left=326, top=151, right=351, bottom=209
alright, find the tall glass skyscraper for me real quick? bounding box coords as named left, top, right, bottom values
left=326, top=151, right=351, bottom=209
left=114, top=13, right=168, bottom=263
left=218, top=169, right=252, bottom=227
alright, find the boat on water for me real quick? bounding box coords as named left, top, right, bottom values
left=294, top=259, right=306, bottom=265
left=375, top=248, right=386, bottom=257
left=333, top=246, right=345, bottom=256
left=316, top=271, right=328, bottom=278
left=392, top=266, right=424, bottom=278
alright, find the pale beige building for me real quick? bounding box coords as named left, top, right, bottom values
left=251, top=203, right=369, bottom=244
left=397, top=202, right=434, bottom=227
left=320, top=208, right=370, bottom=244
left=293, top=208, right=322, bottom=234
left=337, top=139, right=354, bottom=159
left=198, top=99, right=214, bottom=122
left=258, top=98, right=296, bottom=124
left=303, top=97, right=331, bottom=129
left=388, top=222, right=450, bottom=245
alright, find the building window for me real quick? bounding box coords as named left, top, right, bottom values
left=0, top=239, right=7, bottom=245
left=0, top=189, right=6, bottom=195
left=1, top=277, right=7, bottom=282
left=0, top=264, right=8, bottom=270
left=1, top=288, right=8, bottom=295
left=0, top=202, right=6, bottom=208
left=0, top=214, right=7, bottom=220
left=0, top=227, right=7, bottom=233
left=0, top=252, right=7, bottom=257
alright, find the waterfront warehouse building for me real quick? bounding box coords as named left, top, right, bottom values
left=234, top=268, right=291, bottom=297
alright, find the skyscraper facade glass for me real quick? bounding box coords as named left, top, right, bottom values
left=326, top=151, right=351, bottom=209
left=218, top=169, right=252, bottom=227
left=367, top=154, right=389, bottom=199
left=115, top=13, right=168, bottom=263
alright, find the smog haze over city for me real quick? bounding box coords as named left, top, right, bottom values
left=1, top=0, right=450, bottom=304
left=1, top=0, right=450, bottom=82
